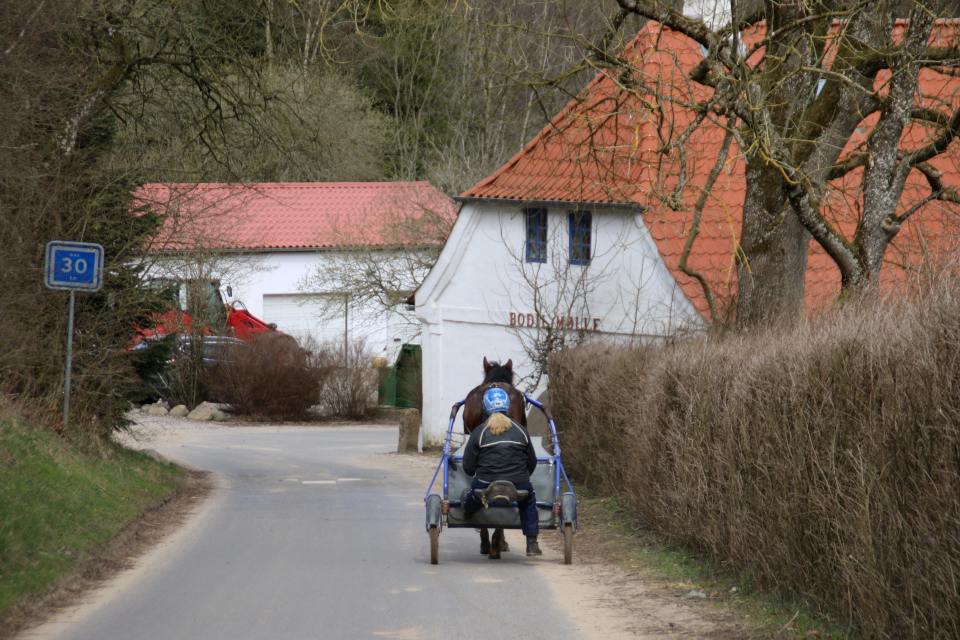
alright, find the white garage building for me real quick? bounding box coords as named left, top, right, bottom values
left=138, top=181, right=456, bottom=363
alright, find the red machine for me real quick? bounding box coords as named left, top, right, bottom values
left=224, top=302, right=280, bottom=342
left=132, top=282, right=281, bottom=347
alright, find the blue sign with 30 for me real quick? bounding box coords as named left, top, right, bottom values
left=44, top=241, right=104, bottom=292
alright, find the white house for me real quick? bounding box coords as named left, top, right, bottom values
left=137, top=181, right=456, bottom=364
left=412, top=26, right=730, bottom=450
left=414, top=195, right=707, bottom=448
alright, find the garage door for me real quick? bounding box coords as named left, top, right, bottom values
left=262, top=294, right=347, bottom=346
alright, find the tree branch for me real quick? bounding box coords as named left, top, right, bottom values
left=616, top=0, right=717, bottom=50
left=906, top=105, right=960, bottom=167
left=678, top=122, right=735, bottom=324
left=825, top=152, right=868, bottom=181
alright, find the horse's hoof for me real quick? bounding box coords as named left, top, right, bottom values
left=489, top=529, right=503, bottom=559
left=480, top=542, right=490, bottom=554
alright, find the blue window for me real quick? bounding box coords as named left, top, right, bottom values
left=568, top=211, right=592, bottom=265
left=525, top=208, right=547, bottom=263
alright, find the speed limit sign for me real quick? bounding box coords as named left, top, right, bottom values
left=44, top=240, right=106, bottom=431
left=44, top=241, right=104, bottom=292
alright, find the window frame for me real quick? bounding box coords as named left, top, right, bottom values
left=568, top=211, right=592, bottom=266
left=524, top=208, right=548, bottom=263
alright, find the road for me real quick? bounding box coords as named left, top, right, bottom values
left=20, top=423, right=630, bottom=640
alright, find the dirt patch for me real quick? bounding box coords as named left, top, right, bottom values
left=0, top=469, right=213, bottom=640
left=535, top=500, right=747, bottom=640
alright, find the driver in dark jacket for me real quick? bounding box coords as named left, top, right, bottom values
left=461, top=387, right=541, bottom=556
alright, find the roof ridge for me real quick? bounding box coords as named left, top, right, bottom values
left=141, top=181, right=436, bottom=189
left=136, top=181, right=457, bottom=252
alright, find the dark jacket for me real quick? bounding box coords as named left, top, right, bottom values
left=462, top=416, right=537, bottom=484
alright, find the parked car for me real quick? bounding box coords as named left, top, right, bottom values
left=147, top=335, right=250, bottom=403
left=172, top=335, right=249, bottom=370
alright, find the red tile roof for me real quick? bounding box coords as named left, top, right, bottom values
left=463, top=21, right=960, bottom=321
left=136, top=182, right=457, bottom=251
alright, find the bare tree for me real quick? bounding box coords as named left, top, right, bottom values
left=495, top=208, right=694, bottom=393
left=489, top=0, right=960, bottom=326
left=297, top=184, right=456, bottom=348
left=101, top=68, right=389, bottom=184
left=498, top=216, right=609, bottom=393
left=0, top=0, right=335, bottom=432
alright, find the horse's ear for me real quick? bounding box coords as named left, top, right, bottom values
left=483, top=357, right=491, bottom=373
left=505, top=359, right=513, bottom=370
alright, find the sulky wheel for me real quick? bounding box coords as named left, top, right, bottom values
left=429, top=525, right=440, bottom=565
left=563, top=523, right=573, bottom=565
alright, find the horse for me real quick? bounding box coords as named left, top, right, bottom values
left=462, top=357, right=527, bottom=559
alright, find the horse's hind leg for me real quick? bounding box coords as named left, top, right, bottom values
left=499, top=529, right=510, bottom=552
left=479, top=528, right=490, bottom=554
left=489, top=528, right=503, bottom=560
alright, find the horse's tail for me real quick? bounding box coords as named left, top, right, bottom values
left=488, top=412, right=511, bottom=435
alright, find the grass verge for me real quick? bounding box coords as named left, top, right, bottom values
left=575, top=487, right=854, bottom=640
left=0, top=417, right=183, bottom=615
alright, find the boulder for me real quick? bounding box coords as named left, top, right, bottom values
left=146, top=404, right=168, bottom=416
left=187, top=402, right=215, bottom=421
left=525, top=389, right=551, bottom=437
left=212, top=409, right=227, bottom=422
left=398, top=408, right=420, bottom=453
left=169, top=404, right=189, bottom=418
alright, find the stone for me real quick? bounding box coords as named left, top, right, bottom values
left=147, top=404, right=168, bottom=416
left=397, top=408, right=421, bottom=453
left=187, top=402, right=215, bottom=421
left=212, top=409, right=227, bottom=422
left=169, top=405, right=189, bottom=418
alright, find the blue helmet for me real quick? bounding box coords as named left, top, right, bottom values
left=483, top=387, right=510, bottom=414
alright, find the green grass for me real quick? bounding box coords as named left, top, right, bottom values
left=576, top=487, right=855, bottom=640
left=0, top=418, right=183, bottom=612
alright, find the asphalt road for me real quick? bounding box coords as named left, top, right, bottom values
left=21, top=425, right=593, bottom=640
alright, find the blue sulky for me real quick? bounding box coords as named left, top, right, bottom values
left=424, top=395, right=578, bottom=565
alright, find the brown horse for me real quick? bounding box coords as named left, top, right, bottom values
left=462, top=357, right=527, bottom=559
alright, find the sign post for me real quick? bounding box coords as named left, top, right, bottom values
left=44, top=241, right=105, bottom=431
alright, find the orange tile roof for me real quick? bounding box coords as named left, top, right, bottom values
left=463, top=21, right=960, bottom=321
left=136, top=182, right=457, bottom=252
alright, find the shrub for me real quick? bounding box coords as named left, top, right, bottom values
left=208, top=333, right=330, bottom=421
left=550, top=280, right=960, bottom=639
left=315, top=339, right=383, bottom=420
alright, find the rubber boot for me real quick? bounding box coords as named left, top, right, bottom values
left=526, top=535, right=542, bottom=556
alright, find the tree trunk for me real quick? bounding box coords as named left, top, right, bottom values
left=736, top=158, right=810, bottom=327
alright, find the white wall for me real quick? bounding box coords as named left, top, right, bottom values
left=415, top=201, right=704, bottom=449
left=147, top=249, right=420, bottom=365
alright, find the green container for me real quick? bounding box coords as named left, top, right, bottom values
left=378, top=366, right=397, bottom=406
left=395, top=344, right=421, bottom=408
left=378, top=344, right=421, bottom=408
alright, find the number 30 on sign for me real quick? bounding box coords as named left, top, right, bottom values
left=44, top=241, right=105, bottom=292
